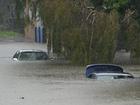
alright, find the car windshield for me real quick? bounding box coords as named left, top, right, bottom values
left=13, top=51, right=20, bottom=59
left=19, top=52, right=48, bottom=61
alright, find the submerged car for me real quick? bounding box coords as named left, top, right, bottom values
left=85, top=64, right=134, bottom=79
left=12, top=49, right=48, bottom=61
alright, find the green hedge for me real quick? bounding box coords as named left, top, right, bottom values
left=0, top=31, right=18, bottom=37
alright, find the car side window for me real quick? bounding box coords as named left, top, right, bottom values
left=36, top=52, right=48, bottom=60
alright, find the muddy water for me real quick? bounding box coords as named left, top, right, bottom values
left=0, top=42, right=139, bottom=105
left=1, top=60, right=140, bottom=105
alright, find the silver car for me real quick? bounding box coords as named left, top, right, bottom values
left=13, top=49, right=48, bottom=61
left=85, top=64, right=134, bottom=79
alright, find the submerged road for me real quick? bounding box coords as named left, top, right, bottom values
left=0, top=42, right=140, bottom=105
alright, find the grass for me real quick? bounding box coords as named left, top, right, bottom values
left=0, top=31, right=19, bottom=38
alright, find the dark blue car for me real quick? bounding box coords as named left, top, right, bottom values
left=85, top=64, right=124, bottom=78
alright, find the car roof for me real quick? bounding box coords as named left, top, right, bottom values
left=86, top=64, right=123, bottom=69
left=85, top=64, right=124, bottom=77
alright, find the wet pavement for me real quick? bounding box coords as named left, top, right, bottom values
left=0, top=42, right=140, bottom=105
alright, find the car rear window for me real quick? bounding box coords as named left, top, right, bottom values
left=86, top=65, right=123, bottom=76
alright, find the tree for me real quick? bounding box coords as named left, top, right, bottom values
left=37, top=0, right=121, bottom=64
left=16, top=0, right=140, bottom=64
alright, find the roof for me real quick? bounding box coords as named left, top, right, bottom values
left=86, top=64, right=123, bottom=69
left=85, top=64, right=124, bottom=77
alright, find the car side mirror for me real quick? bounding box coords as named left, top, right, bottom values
left=13, top=58, right=18, bottom=61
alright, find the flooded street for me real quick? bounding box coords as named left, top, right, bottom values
left=0, top=42, right=140, bottom=105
